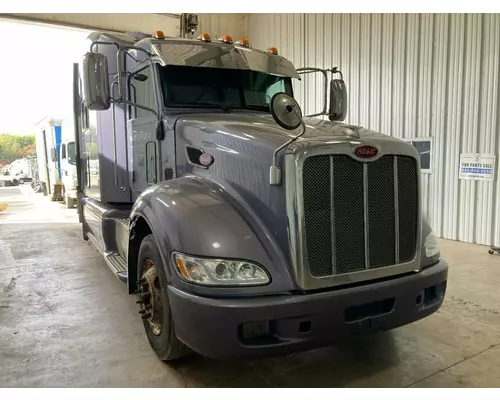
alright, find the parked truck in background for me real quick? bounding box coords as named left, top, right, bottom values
left=60, top=118, right=78, bottom=208
left=74, top=29, right=448, bottom=361
left=34, top=117, right=64, bottom=201
left=7, top=158, right=33, bottom=184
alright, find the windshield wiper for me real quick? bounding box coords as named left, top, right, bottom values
left=192, top=103, right=233, bottom=113
left=244, top=105, right=270, bottom=112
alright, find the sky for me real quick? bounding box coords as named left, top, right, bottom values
left=0, top=20, right=89, bottom=135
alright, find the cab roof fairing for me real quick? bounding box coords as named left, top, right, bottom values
left=127, top=38, right=301, bottom=80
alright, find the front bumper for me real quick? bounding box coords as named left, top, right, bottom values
left=168, top=259, right=448, bottom=360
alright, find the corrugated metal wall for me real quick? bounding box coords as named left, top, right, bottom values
left=248, top=13, right=500, bottom=247
left=195, top=14, right=248, bottom=42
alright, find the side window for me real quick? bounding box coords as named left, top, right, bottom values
left=146, top=141, right=157, bottom=184
left=404, top=138, right=432, bottom=173
left=130, top=65, right=157, bottom=119
left=266, top=80, right=286, bottom=104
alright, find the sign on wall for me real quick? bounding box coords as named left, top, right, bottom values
left=459, top=153, right=496, bottom=181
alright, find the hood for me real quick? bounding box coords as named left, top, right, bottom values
left=174, top=111, right=407, bottom=149
left=173, top=111, right=414, bottom=179
left=172, top=111, right=415, bottom=270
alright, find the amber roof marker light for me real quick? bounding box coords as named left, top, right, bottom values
left=218, top=35, right=233, bottom=44
left=153, top=30, right=165, bottom=39
left=197, top=32, right=212, bottom=42
left=235, top=38, right=250, bottom=47
left=265, top=47, right=279, bottom=55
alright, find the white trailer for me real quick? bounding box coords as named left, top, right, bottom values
left=60, top=118, right=78, bottom=208
left=34, top=117, right=64, bottom=200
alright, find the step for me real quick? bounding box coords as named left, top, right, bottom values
left=104, top=253, right=128, bottom=283
left=116, top=271, right=128, bottom=283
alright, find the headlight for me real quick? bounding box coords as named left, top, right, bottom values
left=173, top=253, right=270, bottom=286
left=424, top=231, right=440, bottom=258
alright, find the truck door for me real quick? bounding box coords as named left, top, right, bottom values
left=127, top=64, right=161, bottom=197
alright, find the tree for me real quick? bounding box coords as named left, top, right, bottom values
left=0, top=134, right=36, bottom=162
left=20, top=143, right=36, bottom=157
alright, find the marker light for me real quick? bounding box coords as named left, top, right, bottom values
left=265, top=47, right=279, bottom=55
left=153, top=30, right=165, bottom=39
left=197, top=32, right=212, bottom=42
left=218, top=34, right=233, bottom=44
left=235, top=38, right=250, bottom=47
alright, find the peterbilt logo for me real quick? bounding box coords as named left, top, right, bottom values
left=354, top=145, right=378, bottom=158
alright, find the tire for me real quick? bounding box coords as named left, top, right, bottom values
left=11, top=179, right=19, bottom=186
left=19, top=179, right=25, bottom=184
left=489, top=249, right=495, bottom=255
left=137, top=234, right=190, bottom=361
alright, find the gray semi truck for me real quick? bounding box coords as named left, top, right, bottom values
left=74, top=30, right=448, bottom=361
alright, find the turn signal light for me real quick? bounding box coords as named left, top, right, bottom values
left=219, top=34, right=233, bottom=44
left=265, top=46, right=278, bottom=55
left=235, top=38, right=250, bottom=47
left=153, top=30, right=165, bottom=39
left=197, top=32, right=212, bottom=42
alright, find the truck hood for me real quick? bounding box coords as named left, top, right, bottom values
left=171, top=111, right=418, bottom=281
left=174, top=112, right=397, bottom=151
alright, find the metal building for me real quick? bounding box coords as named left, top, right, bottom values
left=248, top=13, right=500, bottom=247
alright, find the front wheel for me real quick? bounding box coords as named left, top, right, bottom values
left=136, top=234, right=190, bottom=361
left=19, top=178, right=25, bottom=184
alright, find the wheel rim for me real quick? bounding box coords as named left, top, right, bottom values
left=137, top=259, right=164, bottom=336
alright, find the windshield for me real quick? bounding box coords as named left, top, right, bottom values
left=67, top=142, right=77, bottom=165
left=159, top=65, right=293, bottom=111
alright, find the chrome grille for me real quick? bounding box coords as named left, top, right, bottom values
left=302, top=154, right=418, bottom=278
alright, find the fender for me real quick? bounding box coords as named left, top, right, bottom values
left=128, top=175, right=297, bottom=297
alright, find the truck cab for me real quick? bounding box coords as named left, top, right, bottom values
left=75, top=30, right=448, bottom=361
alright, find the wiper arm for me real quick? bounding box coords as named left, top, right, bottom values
left=195, top=103, right=232, bottom=113
left=244, top=105, right=270, bottom=112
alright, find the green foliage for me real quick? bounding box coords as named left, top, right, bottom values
left=0, top=134, right=36, bottom=162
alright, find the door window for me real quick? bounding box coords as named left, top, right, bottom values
left=129, top=65, right=157, bottom=119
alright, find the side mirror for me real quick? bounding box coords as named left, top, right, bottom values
left=329, top=78, right=347, bottom=122
left=82, top=52, right=110, bottom=111
left=61, top=143, right=67, bottom=159
left=51, top=147, right=57, bottom=162
left=270, top=92, right=303, bottom=130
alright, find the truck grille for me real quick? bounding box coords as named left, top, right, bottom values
left=302, top=154, right=418, bottom=277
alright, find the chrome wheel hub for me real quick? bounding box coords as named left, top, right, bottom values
left=136, top=259, right=163, bottom=336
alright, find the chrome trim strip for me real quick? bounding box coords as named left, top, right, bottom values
left=329, top=156, right=336, bottom=275
left=363, top=163, right=370, bottom=270
left=394, top=156, right=400, bottom=264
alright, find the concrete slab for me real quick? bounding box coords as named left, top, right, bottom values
left=1, top=186, right=499, bottom=387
